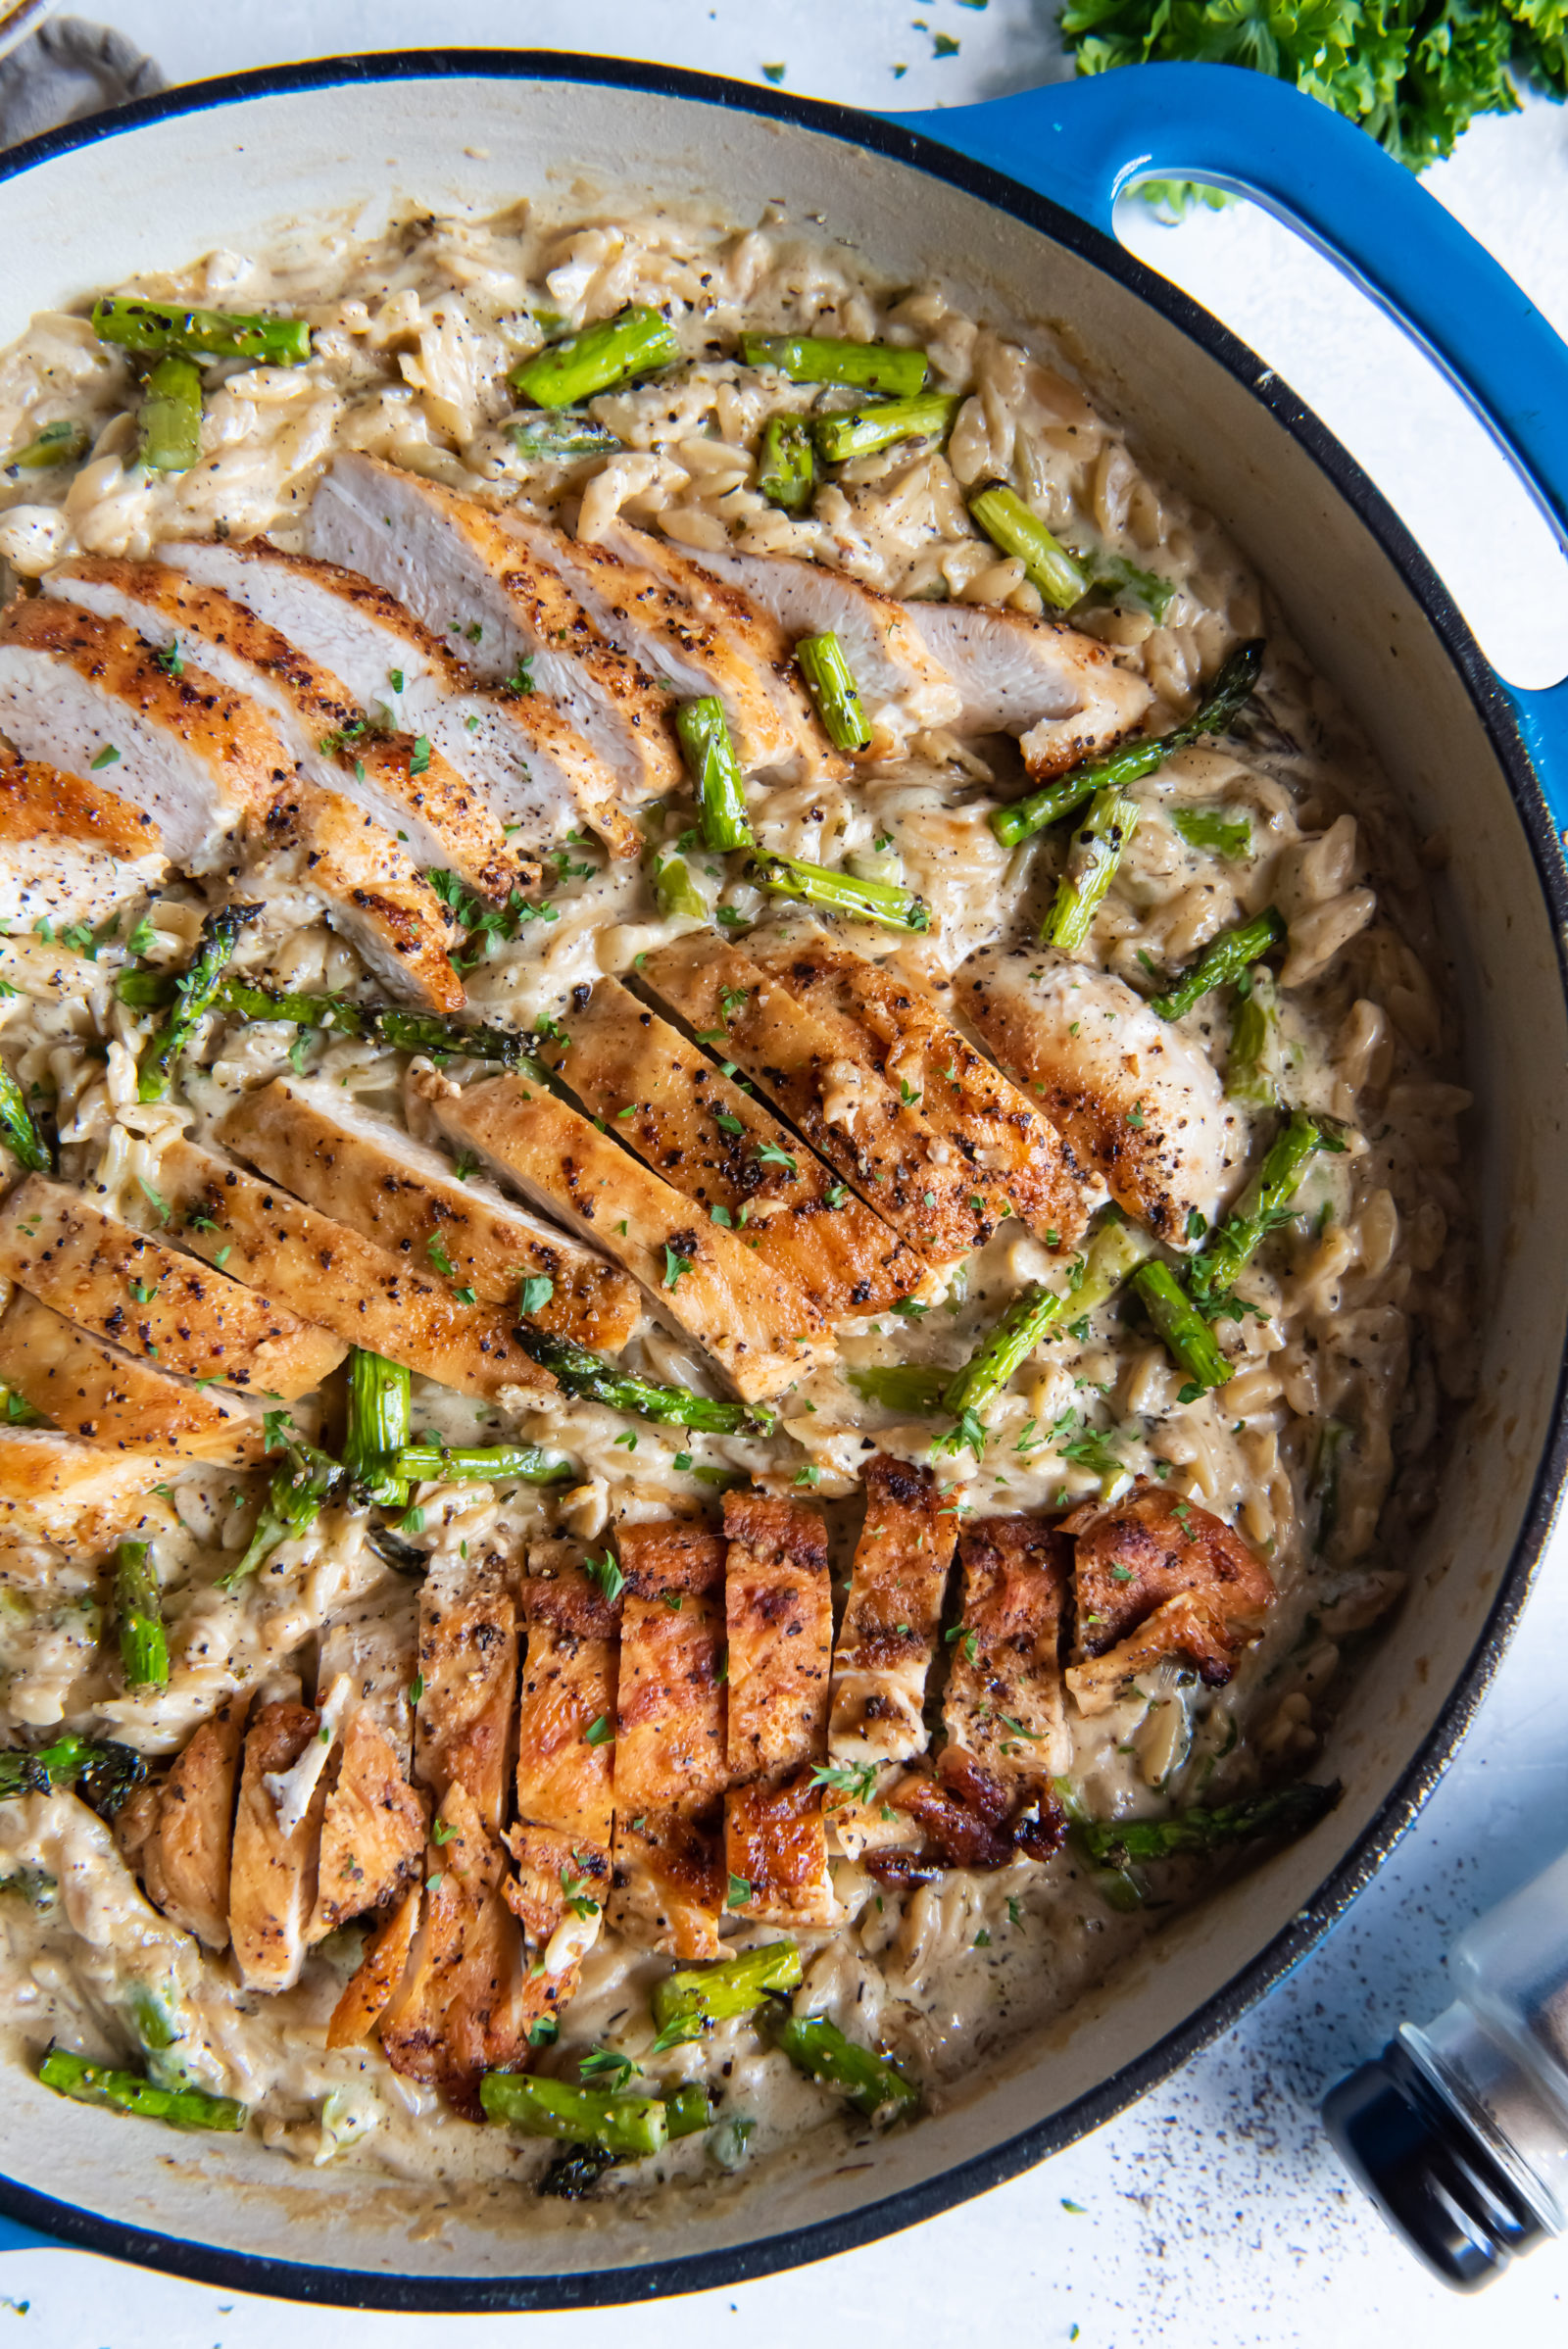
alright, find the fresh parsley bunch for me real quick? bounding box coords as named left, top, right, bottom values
left=1058, top=0, right=1567, bottom=185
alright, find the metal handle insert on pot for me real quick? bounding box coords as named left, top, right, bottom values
left=890, top=60, right=1568, bottom=828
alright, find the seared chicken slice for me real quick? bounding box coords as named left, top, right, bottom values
left=0, top=745, right=167, bottom=930
left=379, top=1780, right=541, bottom=2116
left=153, top=1138, right=556, bottom=1404
left=413, top=1554, right=518, bottom=1836
left=0, top=1427, right=184, bottom=1549
left=723, top=1490, right=836, bottom=1927
left=0, top=597, right=270, bottom=868
left=216, top=1075, right=640, bottom=1353
left=956, top=943, right=1243, bottom=1245
left=45, top=559, right=524, bottom=900
left=514, top=1551, right=619, bottom=1863
left=0, top=1175, right=346, bottom=1398
left=745, top=928, right=1090, bottom=1248
left=543, top=978, right=931, bottom=1323
left=900, top=599, right=1151, bottom=768
left=428, top=1071, right=833, bottom=1401
left=828, top=1455, right=958, bottom=1766
left=316, top=1579, right=419, bottom=1771
left=594, top=517, right=841, bottom=782
left=639, top=933, right=998, bottom=1274
left=310, top=456, right=681, bottom=800
left=0, top=1290, right=262, bottom=1461
left=125, top=1692, right=250, bottom=1950
left=326, top=1884, right=421, bottom=2049
left=687, top=543, right=962, bottom=755
left=502, top=511, right=797, bottom=777
left=168, top=535, right=637, bottom=857
left=228, top=1698, right=330, bottom=1993
left=242, top=772, right=464, bottom=1012
left=609, top=1519, right=728, bottom=1961
left=309, top=1708, right=426, bottom=1941
left=941, top=1515, right=1072, bottom=1784
left=1061, top=1484, right=1274, bottom=1713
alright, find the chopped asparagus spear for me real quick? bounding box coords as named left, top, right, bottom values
left=1149, top=907, right=1285, bottom=1021
left=219, top=1442, right=345, bottom=1592
left=1040, top=785, right=1140, bottom=952
left=650, top=852, right=708, bottom=922
left=768, top=2012, right=920, bottom=2122
left=757, top=414, right=815, bottom=511
left=1074, top=1781, right=1340, bottom=1867
left=138, top=354, right=203, bottom=475
left=795, top=632, right=871, bottom=753
left=6, top=417, right=89, bottom=469
left=1226, top=967, right=1280, bottom=1106
left=342, top=1348, right=412, bottom=1507
left=515, top=1328, right=773, bottom=1436
left=479, top=2070, right=668, bottom=2157
left=391, top=1441, right=573, bottom=1485
left=813, top=392, right=959, bottom=465
left=0, top=1733, right=146, bottom=1816
left=373, top=1007, right=542, bottom=1068
left=1076, top=548, right=1176, bottom=620
left=1132, top=1259, right=1233, bottom=1395
left=844, top=1364, right=951, bottom=1414
left=677, top=698, right=755, bottom=853
left=941, top=1283, right=1062, bottom=1424
left=739, top=334, right=928, bottom=397
left=651, top=1941, right=803, bottom=2049
left=968, top=481, right=1088, bottom=611
left=1068, top=1211, right=1158, bottom=1321
left=749, top=853, right=930, bottom=933
left=991, top=640, right=1265, bottom=849
left=91, top=296, right=311, bottom=367
left=1171, top=805, right=1251, bottom=860
left=510, top=305, right=679, bottom=407
left=119, top=968, right=536, bottom=1067
left=663, top=2083, right=715, bottom=2138
left=507, top=411, right=621, bottom=461
left=136, top=904, right=263, bottom=1101
left=114, top=1539, right=168, bottom=1691
left=0, top=1058, right=50, bottom=1172
left=1190, top=1109, right=1342, bottom=1307
left=39, top=2045, right=247, bottom=2131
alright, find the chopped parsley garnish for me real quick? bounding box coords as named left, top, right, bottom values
left=517, top=1273, right=554, bottom=1317
left=809, top=1760, right=878, bottom=1803
left=89, top=745, right=120, bottom=770
left=582, top=1549, right=624, bottom=1603
left=662, top=1245, right=695, bottom=1290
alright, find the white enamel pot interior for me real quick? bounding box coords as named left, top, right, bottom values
left=2, top=51, right=1566, bottom=2313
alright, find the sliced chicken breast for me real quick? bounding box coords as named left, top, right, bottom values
left=722, top=1491, right=837, bottom=1928
left=1061, top=1484, right=1274, bottom=1713
left=901, top=598, right=1151, bottom=764
left=956, top=942, right=1243, bottom=1244
left=326, top=1884, right=420, bottom=2049
left=0, top=1426, right=183, bottom=1549
left=638, top=933, right=1000, bottom=1274
left=309, top=456, right=681, bottom=800
left=228, top=1698, right=329, bottom=1993
left=0, top=1289, right=263, bottom=1461
left=0, top=596, right=271, bottom=869
left=215, top=1074, right=640, bottom=1353
left=828, top=1454, right=958, bottom=1767
left=0, top=1174, right=346, bottom=1398
left=745, top=927, right=1090, bottom=1248
left=152, top=1138, right=556, bottom=1404
left=167, top=535, right=637, bottom=857
left=501, top=510, right=799, bottom=777
left=514, top=1550, right=620, bottom=1852
left=942, top=1516, right=1071, bottom=1783
left=609, top=1518, right=728, bottom=1961
left=317, top=1579, right=418, bottom=1771
left=45, top=559, right=523, bottom=901
left=594, top=517, right=841, bottom=782
left=542, top=977, right=931, bottom=1323
left=0, top=745, right=167, bottom=931
left=413, top=1554, right=518, bottom=1835
left=685, top=543, right=963, bottom=755
left=309, top=1708, right=426, bottom=1941
left=428, top=1071, right=834, bottom=1402
left=125, top=1691, right=250, bottom=1950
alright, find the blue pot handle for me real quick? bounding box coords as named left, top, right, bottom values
left=889, top=62, right=1568, bottom=825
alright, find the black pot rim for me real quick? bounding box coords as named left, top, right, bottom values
left=3, top=42, right=1566, bottom=2316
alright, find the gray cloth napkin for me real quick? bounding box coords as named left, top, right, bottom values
left=0, top=12, right=163, bottom=151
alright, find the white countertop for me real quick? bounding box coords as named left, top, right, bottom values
left=7, top=6, right=1568, bottom=2341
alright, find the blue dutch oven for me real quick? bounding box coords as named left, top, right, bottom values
left=0, top=48, right=1565, bottom=2310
